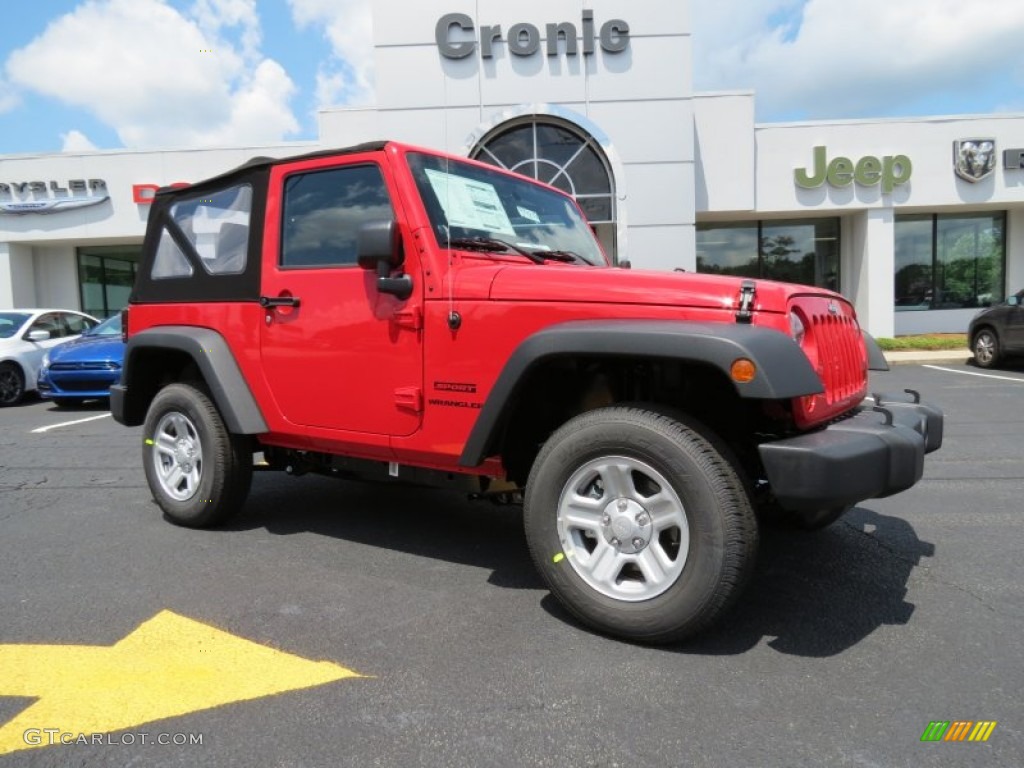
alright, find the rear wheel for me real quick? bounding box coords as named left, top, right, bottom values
left=524, top=406, right=758, bottom=644
left=0, top=363, right=25, bottom=406
left=142, top=382, right=252, bottom=528
left=972, top=327, right=1000, bottom=369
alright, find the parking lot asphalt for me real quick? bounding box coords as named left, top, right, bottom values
left=0, top=363, right=1021, bottom=767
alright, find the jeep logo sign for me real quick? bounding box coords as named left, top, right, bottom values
left=436, top=10, right=629, bottom=59
left=795, top=146, right=912, bottom=195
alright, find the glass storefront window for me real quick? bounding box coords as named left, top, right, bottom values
left=697, top=218, right=840, bottom=291
left=696, top=223, right=758, bottom=278
left=895, top=213, right=1005, bottom=311
left=894, top=215, right=933, bottom=310
left=471, top=118, right=618, bottom=261
left=78, top=245, right=141, bottom=318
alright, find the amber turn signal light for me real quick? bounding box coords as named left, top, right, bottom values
left=730, top=358, right=756, bottom=383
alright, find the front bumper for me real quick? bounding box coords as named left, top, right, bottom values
left=38, top=368, right=120, bottom=400
left=758, top=390, right=943, bottom=514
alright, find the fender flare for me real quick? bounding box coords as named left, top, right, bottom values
left=458, top=319, right=824, bottom=467
left=114, top=326, right=267, bottom=434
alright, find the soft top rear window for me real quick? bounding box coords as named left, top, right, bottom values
left=151, top=184, right=252, bottom=280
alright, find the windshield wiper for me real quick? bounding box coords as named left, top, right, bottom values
left=447, top=236, right=546, bottom=263
left=446, top=237, right=587, bottom=265
left=538, top=250, right=585, bottom=263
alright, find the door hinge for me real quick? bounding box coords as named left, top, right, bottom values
left=394, top=386, right=422, bottom=412
left=392, top=306, right=422, bottom=331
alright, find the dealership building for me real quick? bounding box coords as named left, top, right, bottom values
left=1, top=0, right=1023, bottom=338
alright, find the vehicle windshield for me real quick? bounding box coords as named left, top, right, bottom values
left=85, top=314, right=122, bottom=337
left=407, top=152, right=607, bottom=266
left=0, top=312, right=31, bottom=339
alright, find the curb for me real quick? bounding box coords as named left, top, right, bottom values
left=882, top=350, right=972, bottom=366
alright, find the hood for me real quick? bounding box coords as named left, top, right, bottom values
left=48, top=334, right=124, bottom=364
left=484, top=265, right=813, bottom=313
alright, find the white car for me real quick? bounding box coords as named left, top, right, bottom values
left=0, top=309, right=100, bottom=406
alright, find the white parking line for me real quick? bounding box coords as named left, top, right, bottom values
left=923, top=365, right=1024, bottom=383
left=30, top=413, right=112, bottom=434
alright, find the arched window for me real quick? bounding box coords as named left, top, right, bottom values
left=470, top=118, right=618, bottom=260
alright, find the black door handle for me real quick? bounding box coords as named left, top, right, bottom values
left=259, top=295, right=301, bottom=309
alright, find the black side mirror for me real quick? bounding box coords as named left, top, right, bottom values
left=357, top=220, right=401, bottom=270
left=357, top=220, right=412, bottom=300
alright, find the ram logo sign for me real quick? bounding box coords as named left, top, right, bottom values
left=954, top=139, right=996, bottom=183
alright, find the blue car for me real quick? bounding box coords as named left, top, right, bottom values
left=37, top=313, right=124, bottom=405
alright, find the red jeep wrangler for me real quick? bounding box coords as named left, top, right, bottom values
left=112, top=141, right=942, bottom=643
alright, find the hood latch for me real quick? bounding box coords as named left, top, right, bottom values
left=735, top=280, right=756, bottom=323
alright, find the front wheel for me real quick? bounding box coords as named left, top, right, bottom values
left=0, top=363, right=25, bottom=406
left=524, top=406, right=758, bottom=644
left=972, top=328, right=1000, bottom=369
left=142, top=382, right=252, bottom=528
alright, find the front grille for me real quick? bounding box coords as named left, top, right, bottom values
left=808, top=312, right=864, bottom=404
left=50, top=361, right=119, bottom=371
left=790, top=296, right=867, bottom=427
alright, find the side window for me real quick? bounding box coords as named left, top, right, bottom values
left=281, top=164, right=393, bottom=268
left=63, top=313, right=92, bottom=335
left=151, top=184, right=251, bottom=279
left=171, top=184, right=252, bottom=275
left=152, top=230, right=194, bottom=279
left=29, top=313, right=62, bottom=339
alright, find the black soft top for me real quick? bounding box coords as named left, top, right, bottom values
left=153, top=140, right=389, bottom=200
left=134, top=141, right=389, bottom=304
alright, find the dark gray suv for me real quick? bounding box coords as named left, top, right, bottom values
left=969, top=289, right=1024, bottom=368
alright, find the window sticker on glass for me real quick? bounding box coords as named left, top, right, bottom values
left=424, top=169, right=515, bottom=236
left=516, top=206, right=540, bottom=224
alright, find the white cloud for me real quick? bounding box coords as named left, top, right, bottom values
left=61, top=130, right=98, bottom=152
left=4, top=0, right=298, bottom=149
left=190, top=0, right=262, bottom=62
left=693, top=0, right=1024, bottom=119
left=288, top=0, right=374, bottom=107
left=0, top=77, right=18, bottom=113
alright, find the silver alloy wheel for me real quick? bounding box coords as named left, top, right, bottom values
left=556, top=455, right=690, bottom=602
left=152, top=411, right=204, bottom=501
left=974, top=331, right=996, bottom=365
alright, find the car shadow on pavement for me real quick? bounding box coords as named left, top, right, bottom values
left=227, top=475, right=546, bottom=589
left=967, top=357, right=1024, bottom=372
left=670, top=506, right=934, bottom=657
left=231, top=479, right=935, bottom=656
left=43, top=399, right=110, bottom=412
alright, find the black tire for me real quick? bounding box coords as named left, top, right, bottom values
left=524, top=406, right=758, bottom=644
left=972, top=327, right=1000, bottom=369
left=0, top=362, right=25, bottom=406
left=142, top=382, right=252, bottom=528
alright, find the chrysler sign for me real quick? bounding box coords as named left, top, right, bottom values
left=436, top=10, right=629, bottom=59
left=0, top=178, right=109, bottom=215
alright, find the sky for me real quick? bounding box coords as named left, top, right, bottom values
left=0, top=0, right=1022, bottom=156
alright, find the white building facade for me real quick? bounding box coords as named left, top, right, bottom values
left=1, top=0, right=1022, bottom=338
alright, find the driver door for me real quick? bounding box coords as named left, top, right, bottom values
left=259, top=152, right=423, bottom=436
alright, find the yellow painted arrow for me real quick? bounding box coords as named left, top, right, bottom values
left=0, top=610, right=365, bottom=755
